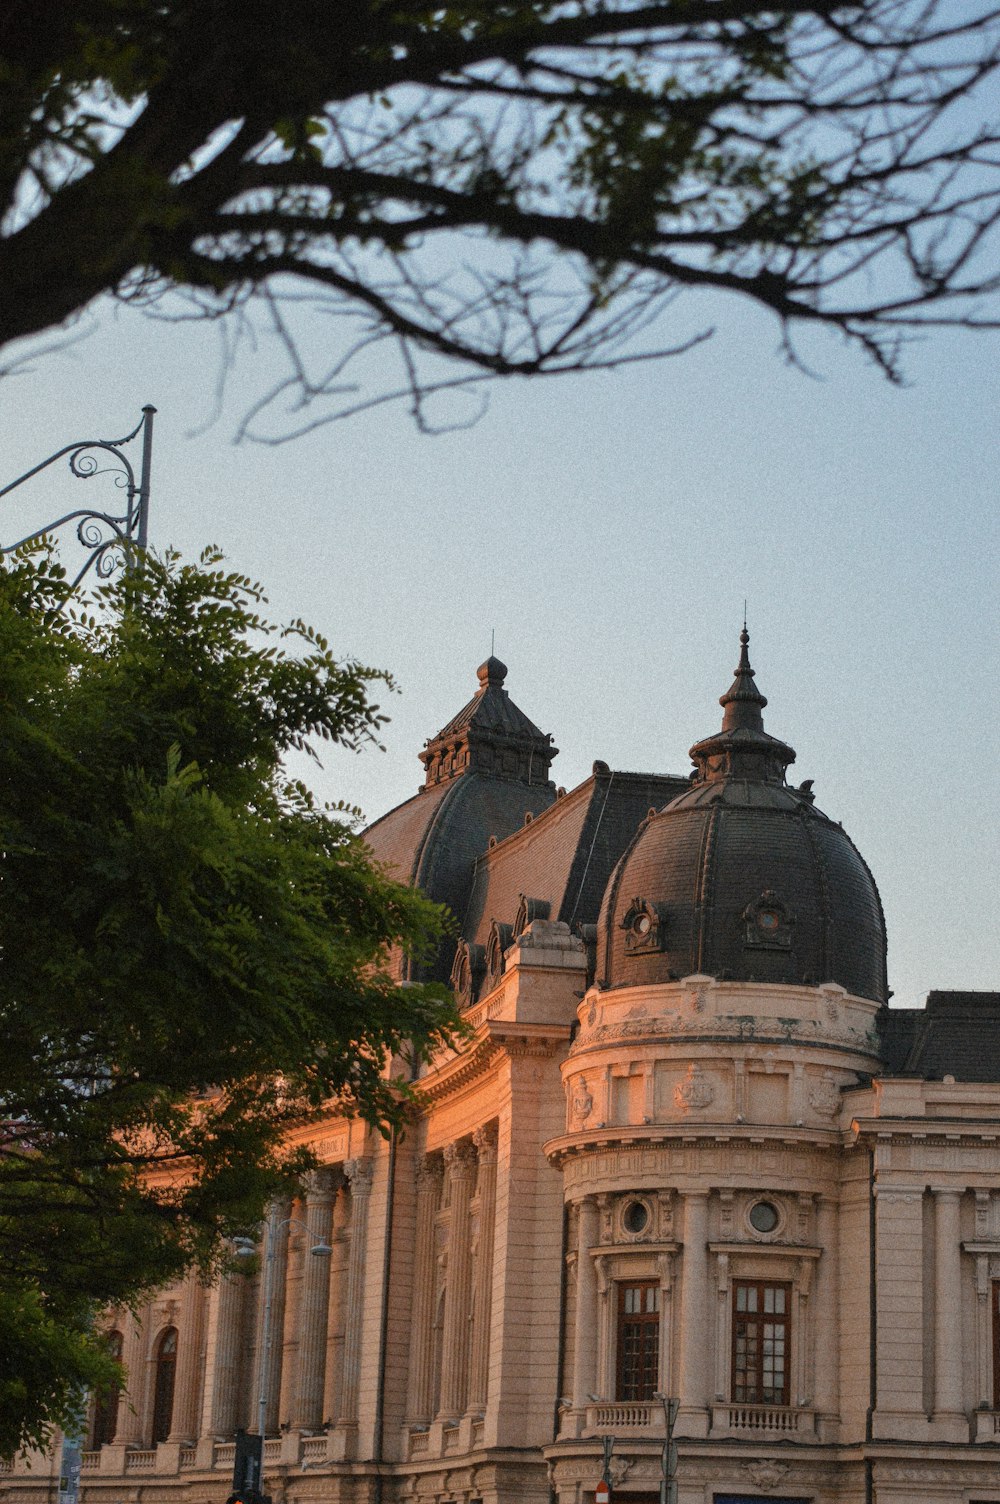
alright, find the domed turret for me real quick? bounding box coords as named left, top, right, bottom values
left=597, top=630, right=887, bottom=1002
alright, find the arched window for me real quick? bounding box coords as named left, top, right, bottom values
left=151, top=1327, right=178, bottom=1444
left=91, top=1331, right=123, bottom=1447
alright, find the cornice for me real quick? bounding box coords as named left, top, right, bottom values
left=418, top=1019, right=572, bottom=1104
left=544, top=1121, right=842, bottom=1166
left=851, top=1116, right=1000, bottom=1147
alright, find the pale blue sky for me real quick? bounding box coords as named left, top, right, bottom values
left=2, top=289, right=997, bottom=1011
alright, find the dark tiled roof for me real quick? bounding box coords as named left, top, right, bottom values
left=419, top=657, right=556, bottom=789
left=365, top=773, right=557, bottom=981
left=597, top=631, right=888, bottom=1003
left=881, top=992, right=1000, bottom=1082
left=462, top=768, right=690, bottom=950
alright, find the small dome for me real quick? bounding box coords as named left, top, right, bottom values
left=596, top=631, right=887, bottom=1003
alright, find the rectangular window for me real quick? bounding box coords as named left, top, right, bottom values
left=616, top=1281, right=660, bottom=1401
left=731, top=1280, right=791, bottom=1406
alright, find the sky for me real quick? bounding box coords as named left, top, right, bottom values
left=1, top=286, right=997, bottom=1011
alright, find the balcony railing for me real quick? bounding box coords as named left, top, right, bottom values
left=585, top=1402, right=657, bottom=1433
left=124, top=1450, right=158, bottom=1472
left=714, top=1403, right=815, bottom=1437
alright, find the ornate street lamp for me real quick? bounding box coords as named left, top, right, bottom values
left=0, top=405, right=155, bottom=586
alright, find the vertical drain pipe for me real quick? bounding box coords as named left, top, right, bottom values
left=372, top=1124, right=398, bottom=1504
left=865, top=1144, right=876, bottom=1504
left=550, top=1200, right=571, bottom=1504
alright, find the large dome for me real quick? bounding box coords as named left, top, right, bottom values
left=596, top=630, right=888, bottom=1003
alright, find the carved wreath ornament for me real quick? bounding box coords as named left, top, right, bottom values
left=745, top=1459, right=789, bottom=1490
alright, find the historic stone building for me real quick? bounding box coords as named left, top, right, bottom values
left=7, top=636, right=1000, bottom=1504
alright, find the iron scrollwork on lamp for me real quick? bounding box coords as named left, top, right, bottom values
left=0, top=405, right=155, bottom=587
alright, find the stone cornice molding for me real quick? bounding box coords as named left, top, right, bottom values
left=544, top=1121, right=841, bottom=1166
left=418, top=1019, right=572, bottom=1105
left=851, top=1116, right=1000, bottom=1147
left=708, top=1241, right=822, bottom=1259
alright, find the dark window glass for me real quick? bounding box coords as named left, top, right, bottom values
left=616, top=1281, right=659, bottom=1401
left=92, top=1331, right=123, bottom=1447
left=623, top=1201, right=649, bottom=1235
left=732, top=1280, right=790, bottom=1405
left=748, top=1200, right=779, bottom=1234
left=152, top=1327, right=178, bottom=1444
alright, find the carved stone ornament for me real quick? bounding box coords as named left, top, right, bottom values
left=621, top=897, right=667, bottom=955
left=484, top=920, right=513, bottom=993
left=674, top=1062, right=715, bottom=1111
left=449, top=939, right=484, bottom=1009
left=808, top=1070, right=840, bottom=1118
left=514, top=893, right=551, bottom=938
left=571, top=1077, right=594, bottom=1124
left=742, top=888, right=793, bottom=950
left=745, top=1459, right=789, bottom=1490
left=607, top=1458, right=631, bottom=1487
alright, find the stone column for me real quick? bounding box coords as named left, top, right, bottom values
left=255, top=1203, right=290, bottom=1436
left=407, top=1154, right=444, bottom=1426
left=292, top=1172, right=337, bottom=1431
left=933, top=1188, right=964, bottom=1421
left=437, top=1141, right=477, bottom=1421
left=201, top=1272, right=245, bottom=1438
left=677, top=1192, right=710, bottom=1433
left=113, top=1309, right=147, bottom=1444
left=814, top=1197, right=839, bottom=1423
left=466, top=1129, right=498, bottom=1417
left=571, top=1197, right=600, bottom=1410
left=168, top=1278, right=205, bottom=1442
left=338, top=1158, right=374, bottom=1427
left=322, top=1186, right=350, bottom=1426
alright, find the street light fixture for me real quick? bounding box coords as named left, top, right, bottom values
left=0, top=406, right=155, bottom=587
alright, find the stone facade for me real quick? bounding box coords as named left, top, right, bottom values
left=6, top=645, right=1000, bottom=1504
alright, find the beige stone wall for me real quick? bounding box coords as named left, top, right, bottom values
left=6, top=932, right=1000, bottom=1504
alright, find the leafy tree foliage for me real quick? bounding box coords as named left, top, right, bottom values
left=0, top=547, right=457, bottom=1458
left=1, top=1, right=1000, bottom=428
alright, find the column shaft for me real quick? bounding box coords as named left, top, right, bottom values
left=255, top=1203, right=290, bottom=1435
left=677, top=1193, right=710, bottom=1421
left=814, top=1197, right=839, bottom=1420
left=572, top=1198, right=599, bottom=1409
left=338, top=1159, right=373, bottom=1425
left=168, top=1278, right=205, bottom=1442
left=201, top=1274, right=245, bottom=1438
left=292, top=1174, right=336, bottom=1430
left=407, top=1155, right=443, bottom=1425
left=437, top=1142, right=476, bottom=1421
left=466, top=1132, right=498, bottom=1416
left=113, top=1309, right=147, bottom=1444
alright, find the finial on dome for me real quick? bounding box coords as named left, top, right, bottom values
left=477, top=655, right=508, bottom=689
left=719, top=625, right=767, bottom=734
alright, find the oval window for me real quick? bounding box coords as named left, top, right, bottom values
left=623, top=1200, right=649, bottom=1235
left=748, top=1200, right=780, bottom=1234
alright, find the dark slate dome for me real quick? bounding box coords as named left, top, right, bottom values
left=597, top=630, right=888, bottom=1003
left=365, top=657, right=558, bottom=981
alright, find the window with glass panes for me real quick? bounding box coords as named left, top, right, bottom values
left=732, top=1280, right=790, bottom=1405
left=616, top=1281, right=660, bottom=1400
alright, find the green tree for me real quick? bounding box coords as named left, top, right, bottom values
left=0, top=546, right=457, bottom=1458
left=1, top=1, right=999, bottom=427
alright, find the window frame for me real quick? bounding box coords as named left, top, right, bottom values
left=151, top=1326, right=178, bottom=1445
left=615, top=1279, right=660, bottom=1402
left=731, top=1278, right=792, bottom=1407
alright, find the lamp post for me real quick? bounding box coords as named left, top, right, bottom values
left=233, top=1208, right=332, bottom=1491
left=0, top=405, right=155, bottom=586
left=653, top=1394, right=679, bottom=1504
